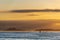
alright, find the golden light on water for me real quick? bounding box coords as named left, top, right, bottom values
left=51, top=23, right=60, bottom=29
left=55, top=23, right=60, bottom=26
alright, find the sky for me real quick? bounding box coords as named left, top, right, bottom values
left=0, top=0, right=60, bottom=10
left=0, top=12, right=60, bottom=20
left=0, top=0, right=60, bottom=21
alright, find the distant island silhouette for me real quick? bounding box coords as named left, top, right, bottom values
left=10, top=9, right=60, bottom=12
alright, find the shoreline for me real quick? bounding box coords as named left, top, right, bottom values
left=0, top=31, right=60, bottom=32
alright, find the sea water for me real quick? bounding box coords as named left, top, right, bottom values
left=0, top=32, right=60, bottom=40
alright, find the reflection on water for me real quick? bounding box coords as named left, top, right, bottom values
left=0, top=32, right=60, bottom=40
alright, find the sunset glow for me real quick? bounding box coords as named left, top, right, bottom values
left=0, top=12, right=60, bottom=20
left=55, top=23, right=60, bottom=26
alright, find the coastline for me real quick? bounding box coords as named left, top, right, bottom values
left=0, top=30, right=60, bottom=32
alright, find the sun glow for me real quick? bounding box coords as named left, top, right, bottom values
left=54, top=23, right=60, bottom=26
left=0, top=12, right=60, bottom=20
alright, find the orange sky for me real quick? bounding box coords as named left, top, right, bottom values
left=0, top=12, right=60, bottom=20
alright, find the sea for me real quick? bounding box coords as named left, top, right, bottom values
left=0, top=12, right=60, bottom=40
left=0, top=31, right=60, bottom=40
